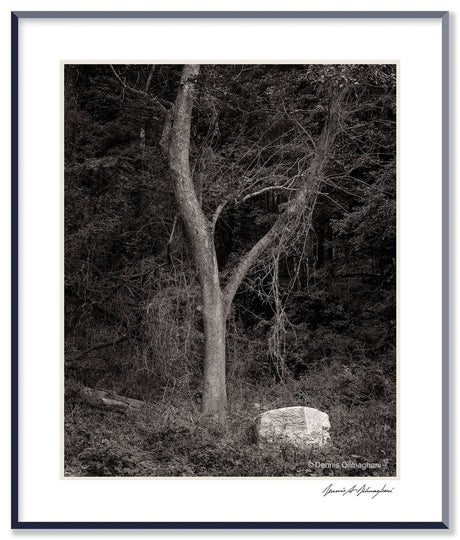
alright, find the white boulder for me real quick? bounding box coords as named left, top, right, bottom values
left=255, top=406, right=331, bottom=448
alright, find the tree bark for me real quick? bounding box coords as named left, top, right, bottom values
left=166, top=65, right=227, bottom=416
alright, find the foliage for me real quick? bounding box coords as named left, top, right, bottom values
left=65, top=375, right=395, bottom=477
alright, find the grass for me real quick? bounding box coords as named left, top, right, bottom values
left=65, top=373, right=396, bottom=477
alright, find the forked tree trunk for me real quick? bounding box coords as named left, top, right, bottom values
left=166, top=65, right=227, bottom=415
left=164, top=64, right=347, bottom=418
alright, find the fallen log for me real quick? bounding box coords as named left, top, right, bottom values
left=78, top=387, right=144, bottom=413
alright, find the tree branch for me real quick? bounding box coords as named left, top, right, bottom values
left=109, top=64, right=170, bottom=113
left=66, top=336, right=128, bottom=364
left=211, top=201, right=229, bottom=235
left=282, top=104, right=317, bottom=151
left=144, top=65, right=156, bottom=93
left=222, top=88, right=349, bottom=318
left=211, top=183, right=297, bottom=236
left=239, top=184, right=298, bottom=203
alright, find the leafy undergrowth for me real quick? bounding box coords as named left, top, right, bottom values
left=65, top=376, right=396, bottom=478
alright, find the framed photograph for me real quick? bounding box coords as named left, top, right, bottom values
left=11, top=11, right=449, bottom=529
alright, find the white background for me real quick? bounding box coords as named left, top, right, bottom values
left=0, top=0, right=457, bottom=538
left=19, top=16, right=443, bottom=524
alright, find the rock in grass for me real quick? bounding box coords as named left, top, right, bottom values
left=255, top=406, right=331, bottom=448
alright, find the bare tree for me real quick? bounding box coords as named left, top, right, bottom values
left=162, top=64, right=348, bottom=417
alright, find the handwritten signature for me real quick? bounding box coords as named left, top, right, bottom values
left=322, top=483, right=394, bottom=499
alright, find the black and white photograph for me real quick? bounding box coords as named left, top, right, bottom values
left=64, top=63, right=397, bottom=478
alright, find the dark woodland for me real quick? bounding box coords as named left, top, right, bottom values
left=64, top=64, right=396, bottom=477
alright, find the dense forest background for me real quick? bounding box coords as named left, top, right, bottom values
left=64, top=64, right=396, bottom=477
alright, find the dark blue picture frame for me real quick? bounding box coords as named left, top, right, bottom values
left=11, top=10, right=450, bottom=530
